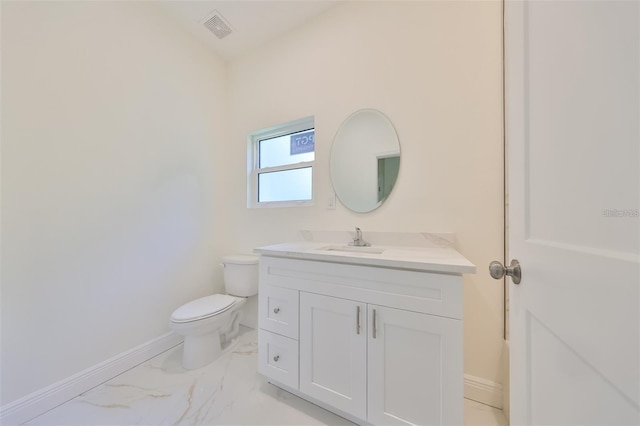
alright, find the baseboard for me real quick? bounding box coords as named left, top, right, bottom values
left=464, top=374, right=503, bottom=409
left=0, top=332, right=183, bottom=426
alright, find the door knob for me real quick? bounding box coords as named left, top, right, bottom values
left=489, top=259, right=521, bottom=284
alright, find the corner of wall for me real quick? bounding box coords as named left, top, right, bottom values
left=502, top=339, right=511, bottom=421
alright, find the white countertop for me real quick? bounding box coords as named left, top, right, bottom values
left=254, top=241, right=476, bottom=275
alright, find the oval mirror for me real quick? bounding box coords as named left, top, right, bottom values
left=330, top=109, right=400, bottom=213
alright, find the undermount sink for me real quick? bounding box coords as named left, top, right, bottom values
left=318, top=245, right=386, bottom=255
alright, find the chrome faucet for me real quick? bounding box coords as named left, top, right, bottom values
left=350, top=227, right=371, bottom=247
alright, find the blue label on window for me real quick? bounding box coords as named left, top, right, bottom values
left=290, top=131, right=315, bottom=155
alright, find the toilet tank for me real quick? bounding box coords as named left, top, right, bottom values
left=222, top=255, right=259, bottom=297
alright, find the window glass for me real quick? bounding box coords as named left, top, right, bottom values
left=258, top=167, right=312, bottom=202
left=259, top=129, right=315, bottom=168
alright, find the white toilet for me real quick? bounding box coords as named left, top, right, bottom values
left=170, top=254, right=259, bottom=370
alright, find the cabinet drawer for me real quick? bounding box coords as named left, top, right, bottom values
left=259, top=330, right=299, bottom=390
left=259, top=284, right=299, bottom=339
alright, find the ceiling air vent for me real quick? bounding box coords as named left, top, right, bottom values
left=202, top=11, right=232, bottom=40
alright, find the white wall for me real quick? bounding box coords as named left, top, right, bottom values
left=226, top=1, right=505, bottom=386
left=1, top=1, right=228, bottom=404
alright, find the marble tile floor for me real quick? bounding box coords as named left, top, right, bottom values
left=26, top=327, right=508, bottom=426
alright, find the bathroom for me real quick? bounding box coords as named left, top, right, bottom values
left=3, top=1, right=637, bottom=425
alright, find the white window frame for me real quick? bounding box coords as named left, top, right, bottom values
left=247, top=116, right=315, bottom=208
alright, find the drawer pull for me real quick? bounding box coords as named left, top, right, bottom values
left=356, top=306, right=361, bottom=335
left=273, top=307, right=280, bottom=314
left=273, top=355, right=280, bottom=362
left=373, top=309, right=377, bottom=339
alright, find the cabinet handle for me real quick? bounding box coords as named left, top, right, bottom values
left=273, top=355, right=280, bottom=362
left=373, top=309, right=377, bottom=339
left=273, top=307, right=280, bottom=314
left=356, top=306, right=361, bottom=335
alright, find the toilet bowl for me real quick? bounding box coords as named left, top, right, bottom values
left=170, top=254, right=259, bottom=370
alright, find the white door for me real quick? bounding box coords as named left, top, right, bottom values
left=506, top=1, right=639, bottom=425
left=299, top=293, right=367, bottom=419
left=367, top=305, right=463, bottom=426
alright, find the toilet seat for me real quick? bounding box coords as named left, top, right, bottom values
left=171, top=294, right=236, bottom=323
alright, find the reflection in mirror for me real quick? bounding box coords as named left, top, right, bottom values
left=377, top=155, right=400, bottom=202
left=330, top=109, right=400, bottom=213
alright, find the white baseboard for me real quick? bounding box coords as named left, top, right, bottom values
left=0, top=332, right=183, bottom=426
left=464, top=374, right=503, bottom=409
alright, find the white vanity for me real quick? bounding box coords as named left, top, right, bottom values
left=254, top=233, right=475, bottom=426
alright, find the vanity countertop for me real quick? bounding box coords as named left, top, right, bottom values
left=254, top=241, right=476, bottom=275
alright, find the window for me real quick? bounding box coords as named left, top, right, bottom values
left=248, top=116, right=315, bottom=208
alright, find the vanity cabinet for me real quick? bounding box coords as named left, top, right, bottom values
left=256, top=252, right=470, bottom=426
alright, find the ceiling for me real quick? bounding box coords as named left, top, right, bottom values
left=156, top=1, right=342, bottom=60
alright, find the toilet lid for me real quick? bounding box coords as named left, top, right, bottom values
left=171, top=294, right=236, bottom=323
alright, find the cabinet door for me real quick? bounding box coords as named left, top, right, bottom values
left=299, top=293, right=367, bottom=420
left=368, top=305, right=463, bottom=426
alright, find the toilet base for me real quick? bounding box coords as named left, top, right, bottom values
left=182, top=330, right=222, bottom=370
left=175, top=306, right=244, bottom=370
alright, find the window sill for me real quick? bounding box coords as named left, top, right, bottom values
left=247, top=200, right=314, bottom=209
